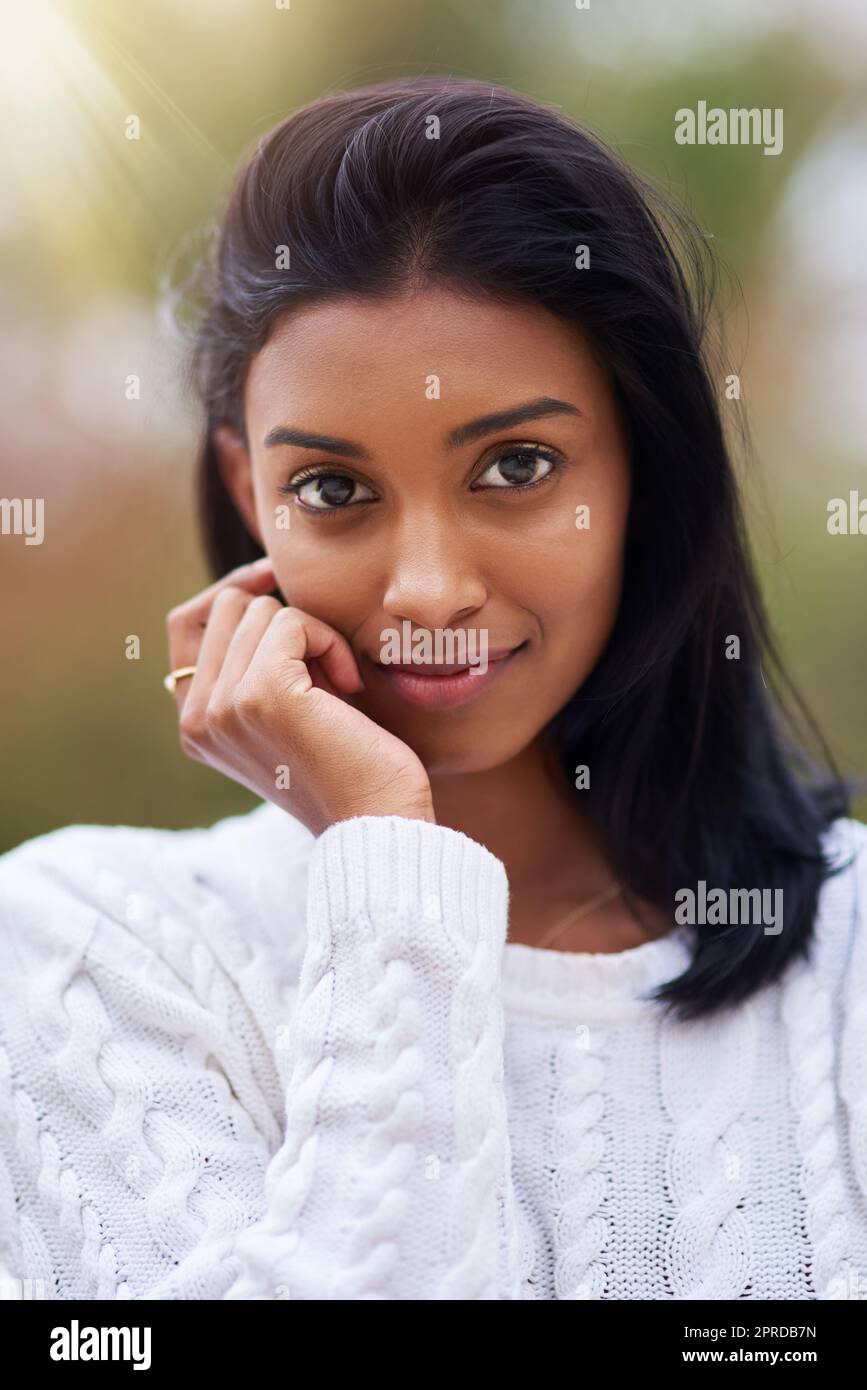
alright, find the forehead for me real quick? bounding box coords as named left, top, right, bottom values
left=244, top=286, right=609, bottom=422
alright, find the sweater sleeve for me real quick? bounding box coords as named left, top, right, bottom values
left=224, top=814, right=523, bottom=1300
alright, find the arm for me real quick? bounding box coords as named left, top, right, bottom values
left=225, top=814, right=524, bottom=1300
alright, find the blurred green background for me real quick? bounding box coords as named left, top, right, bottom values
left=1, top=0, right=865, bottom=853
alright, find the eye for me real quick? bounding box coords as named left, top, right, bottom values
left=472, top=446, right=561, bottom=492
left=278, top=469, right=377, bottom=512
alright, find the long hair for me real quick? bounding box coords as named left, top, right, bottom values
left=178, top=75, right=851, bottom=1022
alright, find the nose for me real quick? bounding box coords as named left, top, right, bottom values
left=381, top=513, right=488, bottom=633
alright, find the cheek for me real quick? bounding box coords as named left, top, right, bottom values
left=515, top=480, right=628, bottom=596
left=265, top=528, right=372, bottom=632
left=526, top=490, right=629, bottom=678
left=530, top=545, right=625, bottom=650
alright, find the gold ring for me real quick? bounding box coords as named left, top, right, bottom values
left=163, top=665, right=197, bottom=695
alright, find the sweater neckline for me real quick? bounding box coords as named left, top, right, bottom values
left=500, top=922, right=695, bottom=1022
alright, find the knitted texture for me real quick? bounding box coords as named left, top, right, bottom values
left=0, top=803, right=866, bottom=1300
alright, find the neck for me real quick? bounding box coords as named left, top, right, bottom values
left=428, top=737, right=613, bottom=902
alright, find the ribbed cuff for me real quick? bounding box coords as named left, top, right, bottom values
left=308, top=815, right=509, bottom=952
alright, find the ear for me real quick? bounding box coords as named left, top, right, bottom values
left=213, top=423, right=262, bottom=546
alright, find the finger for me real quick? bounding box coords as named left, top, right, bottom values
left=306, top=656, right=342, bottom=699
left=282, top=608, right=365, bottom=694
left=215, top=594, right=283, bottom=690
left=244, top=607, right=363, bottom=702
left=166, top=556, right=276, bottom=672
left=254, top=608, right=366, bottom=700
left=180, top=586, right=254, bottom=718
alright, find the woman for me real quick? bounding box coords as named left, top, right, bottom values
left=1, top=75, right=865, bottom=1302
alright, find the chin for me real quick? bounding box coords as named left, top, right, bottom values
left=401, top=728, right=531, bottom=778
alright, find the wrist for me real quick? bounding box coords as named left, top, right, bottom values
left=336, top=792, right=436, bottom=827
left=396, top=799, right=436, bottom=824
left=371, top=789, right=436, bottom=823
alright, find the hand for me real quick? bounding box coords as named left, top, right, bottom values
left=165, top=557, right=435, bottom=835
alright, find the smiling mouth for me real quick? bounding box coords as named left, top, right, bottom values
left=366, top=641, right=528, bottom=710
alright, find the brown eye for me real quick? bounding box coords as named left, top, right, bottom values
left=474, top=448, right=559, bottom=490
left=282, top=472, right=376, bottom=511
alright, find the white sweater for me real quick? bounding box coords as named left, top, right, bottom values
left=1, top=803, right=866, bottom=1301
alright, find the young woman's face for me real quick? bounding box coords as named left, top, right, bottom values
left=220, top=285, right=631, bottom=775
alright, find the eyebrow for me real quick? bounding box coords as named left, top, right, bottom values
left=262, top=396, right=583, bottom=459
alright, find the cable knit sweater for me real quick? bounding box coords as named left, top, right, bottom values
left=1, top=803, right=866, bottom=1301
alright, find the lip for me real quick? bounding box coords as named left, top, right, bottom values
left=368, top=643, right=527, bottom=710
